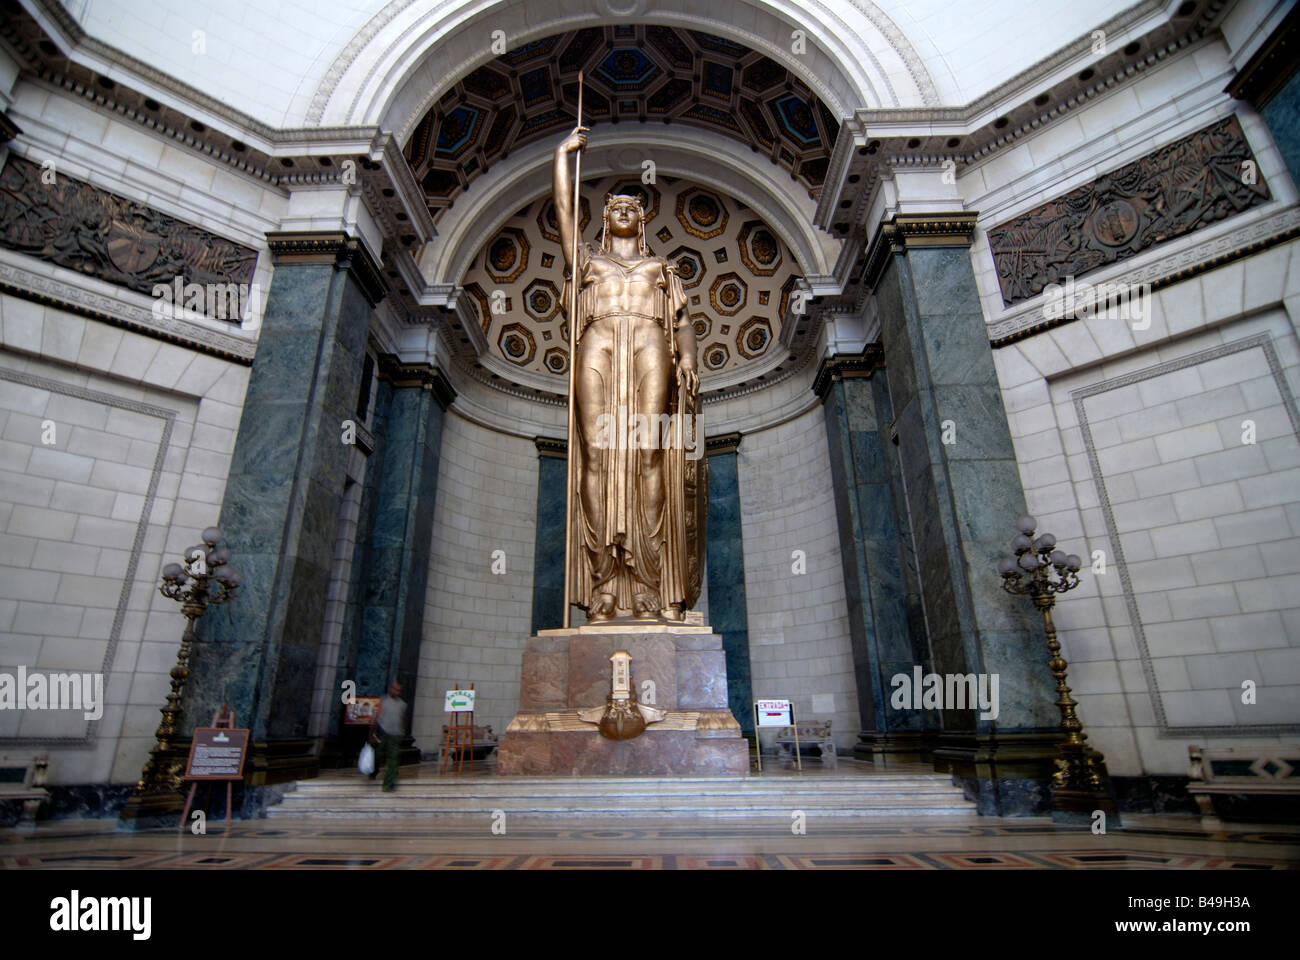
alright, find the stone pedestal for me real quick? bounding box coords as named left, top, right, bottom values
left=498, top=624, right=750, bottom=776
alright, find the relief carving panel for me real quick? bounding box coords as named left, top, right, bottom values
left=987, top=115, right=1270, bottom=306
left=0, top=155, right=257, bottom=311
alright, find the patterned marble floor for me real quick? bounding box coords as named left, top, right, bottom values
left=3, top=805, right=1297, bottom=870
left=4, top=760, right=1297, bottom=869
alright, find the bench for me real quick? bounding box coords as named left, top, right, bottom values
left=0, top=753, right=50, bottom=827
left=774, top=720, right=836, bottom=768
left=1187, top=744, right=1300, bottom=827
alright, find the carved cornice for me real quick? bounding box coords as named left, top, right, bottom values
left=819, top=1, right=1225, bottom=230
left=812, top=345, right=886, bottom=400
left=534, top=436, right=566, bottom=459
left=705, top=432, right=743, bottom=456
left=860, top=212, right=980, bottom=291
left=265, top=231, right=387, bottom=307
left=375, top=354, right=457, bottom=409
left=1226, top=1, right=1300, bottom=106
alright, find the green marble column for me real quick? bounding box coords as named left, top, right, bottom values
left=531, top=438, right=568, bottom=634
left=866, top=215, right=1061, bottom=814
left=817, top=357, right=935, bottom=763
left=352, top=360, right=453, bottom=707
left=185, top=233, right=386, bottom=783
left=704, top=433, right=754, bottom=733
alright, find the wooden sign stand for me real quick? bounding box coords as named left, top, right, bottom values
left=441, top=682, right=475, bottom=775
left=179, top=705, right=245, bottom=832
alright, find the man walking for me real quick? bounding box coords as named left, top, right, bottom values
left=370, top=681, right=407, bottom=792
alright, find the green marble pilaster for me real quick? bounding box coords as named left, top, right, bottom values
left=331, top=378, right=392, bottom=736
left=868, top=216, right=1061, bottom=812
left=186, top=234, right=384, bottom=768
left=351, top=365, right=451, bottom=710
left=705, top=433, right=753, bottom=733
left=818, top=362, right=935, bottom=762
left=531, top=439, right=568, bottom=634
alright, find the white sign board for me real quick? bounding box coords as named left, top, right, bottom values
left=756, top=699, right=793, bottom=726
left=444, top=689, right=476, bottom=712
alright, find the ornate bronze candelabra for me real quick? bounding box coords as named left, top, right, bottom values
left=119, top=527, right=240, bottom=827
left=998, top=514, right=1119, bottom=824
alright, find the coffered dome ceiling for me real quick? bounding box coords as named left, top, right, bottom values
left=409, top=24, right=835, bottom=385
left=404, top=24, right=839, bottom=219
left=462, top=175, right=800, bottom=379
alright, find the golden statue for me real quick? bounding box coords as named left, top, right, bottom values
left=554, top=123, right=707, bottom=622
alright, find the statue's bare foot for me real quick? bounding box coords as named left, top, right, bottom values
left=588, top=592, right=616, bottom=621
left=632, top=592, right=661, bottom=620
left=661, top=603, right=683, bottom=621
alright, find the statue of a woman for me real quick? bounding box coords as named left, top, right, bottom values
left=554, top=125, right=706, bottom=622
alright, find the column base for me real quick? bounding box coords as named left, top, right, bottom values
left=853, top=731, right=936, bottom=765
left=933, top=729, right=1065, bottom=816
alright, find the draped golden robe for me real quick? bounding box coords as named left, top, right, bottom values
left=564, top=242, right=706, bottom=619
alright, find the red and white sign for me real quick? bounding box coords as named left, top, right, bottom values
left=756, top=699, right=793, bottom=726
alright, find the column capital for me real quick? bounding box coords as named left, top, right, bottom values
left=812, top=344, right=886, bottom=400
left=265, top=231, right=387, bottom=306
left=535, top=436, right=567, bottom=459
left=861, top=212, right=980, bottom=291
left=706, top=432, right=743, bottom=456
left=375, top=354, right=456, bottom=409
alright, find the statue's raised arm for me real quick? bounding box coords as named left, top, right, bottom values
left=552, top=126, right=587, bottom=275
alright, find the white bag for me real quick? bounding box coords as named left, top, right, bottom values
left=358, top=743, right=375, bottom=776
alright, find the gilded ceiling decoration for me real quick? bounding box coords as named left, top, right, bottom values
left=462, top=175, right=799, bottom=378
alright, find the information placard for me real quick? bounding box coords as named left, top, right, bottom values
left=344, top=696, right=381, bottom=725
left=445, top=689, right=476, bottom=713
left=756, top=699, right=794, bottom=726
left=183, top=727, right=250, bottom=780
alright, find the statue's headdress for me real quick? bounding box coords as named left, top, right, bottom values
left=600, top=192, right=649, bottom=256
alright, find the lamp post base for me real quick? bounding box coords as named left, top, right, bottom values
left=1051, top=786, right=1122, bottom=827
left=117, top=739, right=190, bottom=830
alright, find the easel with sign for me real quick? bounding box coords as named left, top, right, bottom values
left=441, top=683, right=475, bottom=774
left=179, top=705, right=249, bottom=832
left=754, top=699, right=799, bottom=773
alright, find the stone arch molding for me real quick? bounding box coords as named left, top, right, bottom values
left=418, top=127, right=841, bottom=289
left=305, top=0, right=937, bottom=131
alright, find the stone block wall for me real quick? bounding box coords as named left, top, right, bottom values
left=0, top=295, right=250, bottom=786
left=415, top=412, right=539, bottom=748
left=995, top=288, right=1300, bottom=776
left=737, top=403, right=861, bottom=751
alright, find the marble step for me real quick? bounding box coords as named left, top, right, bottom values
left=267, top=774, right=975, bottom=818
left=283, top=775, right=960, bottom=795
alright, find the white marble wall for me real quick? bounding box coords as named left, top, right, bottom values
left=414, top=411, right=539, bottom=751
left=737, top=402, right=861, bottom=751
left=0, top=295, right=250, bottom=785
left=992, top=246, right=1300, bottom=776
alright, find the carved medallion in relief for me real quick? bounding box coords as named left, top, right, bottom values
left=0, top=155, right=257, bottom=311
left=987, top=115, right=1270, bottom=306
